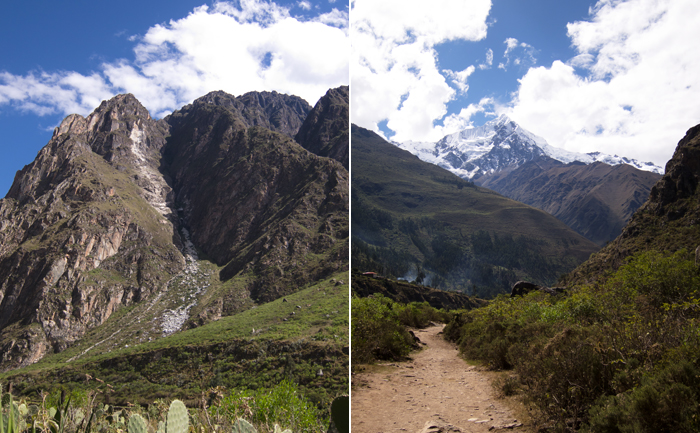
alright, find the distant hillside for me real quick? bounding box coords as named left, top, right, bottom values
left=478, top=156, right=661, bottom=246
left=351, top=125, right=599, bottom=298
left=564, top=122, right=700, bottom=284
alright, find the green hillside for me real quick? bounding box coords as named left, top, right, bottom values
left=351, top=125, right=598, bottom=297
left=0, top=271, right=348, bottom=408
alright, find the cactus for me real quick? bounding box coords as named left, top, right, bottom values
left=231, top=418, right=257, bottom=433
left=157, top=420, right=166, bottom=433
left=166, top=400, right=188, bottom=433
left=0, top=394, right=18, bottom=433
left=128, top=413, right=148, bottom=433
left=328, top=396, right=348, bottom=433
left=273, top=424, right=291, bottom=433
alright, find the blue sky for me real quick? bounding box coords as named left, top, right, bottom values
left=351, top=0, right=700, bottom=171
left=0, top=0, right=348, bottom=197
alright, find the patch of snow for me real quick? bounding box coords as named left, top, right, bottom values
left=395, top=115, right=664, bottom=178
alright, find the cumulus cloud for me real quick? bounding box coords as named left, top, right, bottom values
left=508, top=0, right=700, bottom=167
left=0, top=0, right=348, bottom=118
left=434, top=97, right=494, bottom=137
left=351, top=0, right=492, bottom=142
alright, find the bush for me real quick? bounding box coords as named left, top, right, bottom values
left=351, top=295, right=414, bottom=363
left=443, top=249, right=700, bottom=431
left=587, top=361, right=700, bottom=433
left=396, top=302, right=450, bottom=328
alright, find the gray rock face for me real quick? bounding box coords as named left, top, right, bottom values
left=0, top=89, right=348, bottom=371
left=0, top=94, right=183, bottom=370
left=295, top=85, right=349, bottom=169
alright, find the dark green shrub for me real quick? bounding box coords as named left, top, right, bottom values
left=443, top=249, right=700, bottom=430
left=351, top=295, right=413, bottom=363
left=587, top=361, right=700, bottom=433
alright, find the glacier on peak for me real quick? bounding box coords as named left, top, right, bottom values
left=394, top=115, right=663, bottom=179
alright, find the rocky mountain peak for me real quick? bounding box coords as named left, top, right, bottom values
left=0, top=88, right=348, bottom=372
left=185, top=89, right=313, bottom=138
left=398, top=116, right=663, bottom=181
left=647, top=123, right=700, bottom=211
left=295, top=85, right=349, bottom=169
left=53, top=114, right=88, bottom=138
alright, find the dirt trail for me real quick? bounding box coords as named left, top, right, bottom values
left=352, top=325, right=530, bottom=433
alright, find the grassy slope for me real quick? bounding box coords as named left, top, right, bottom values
left=0, top=270, right=349, bottom=407
left=351, top=125, right=599, bottom=295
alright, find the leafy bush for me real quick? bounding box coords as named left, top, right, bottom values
left=444, top=249, right=700, bottom=431
left=587, top=361, right=700, bottom=433
left=352, top=295, right=451, bottom=363
left=396, top=302, right=450, bottom=328
left=351, top=295, right=413, bottom=363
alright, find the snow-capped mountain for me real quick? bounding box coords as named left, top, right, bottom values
left=396, top=115, right=663, bottom=179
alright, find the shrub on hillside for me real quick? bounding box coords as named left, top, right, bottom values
left=352, top=295, right=450, bottom=363
left=444, top=249, right=700, bottom=431
left=351, top=295, right=414, bottom=363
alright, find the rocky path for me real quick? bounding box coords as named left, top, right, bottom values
left=351, top=325, right=530, bottom=433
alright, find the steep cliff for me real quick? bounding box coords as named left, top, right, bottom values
left=0, top=95, right=183, bottom=369
left=295, top=86, right=349, bottom=169
left=0, top=89, right=348, bottom=372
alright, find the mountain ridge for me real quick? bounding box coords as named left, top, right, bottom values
left=478, top=156, right=662, bottom=246
left=397, top=115, right=663, bottom=179
left=564, top=121, right=700, bottom=284
left=0, top=87, right=349, bottom=372
left=395, top=116, right=662, bottom=245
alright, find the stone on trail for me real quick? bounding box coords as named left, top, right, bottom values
left=417, top=419, right=463, bottom=433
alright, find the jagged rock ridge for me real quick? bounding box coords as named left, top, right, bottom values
left=0, top=88, right=348, bottom=371
left=295, top=86, right=349, bottom=169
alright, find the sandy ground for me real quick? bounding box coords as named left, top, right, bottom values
left=351, top=325, right=532, bottom=433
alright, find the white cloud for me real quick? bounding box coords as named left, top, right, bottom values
left=0, top=71, right=113, bottom=116
left=479, top=48, right=493, bottom=70
left=443, top=66, right=476, bottom=94
left=0, top=0, right=348, bottom=118
left=297, top=1, right=312, bottom=11
left=508, top=0, right=700, bottom=167
left=350, top=0, right=492, bottom=142
left=498, top=37, right=535, bottom=71
left=435, top=97, right=494, bottom=136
